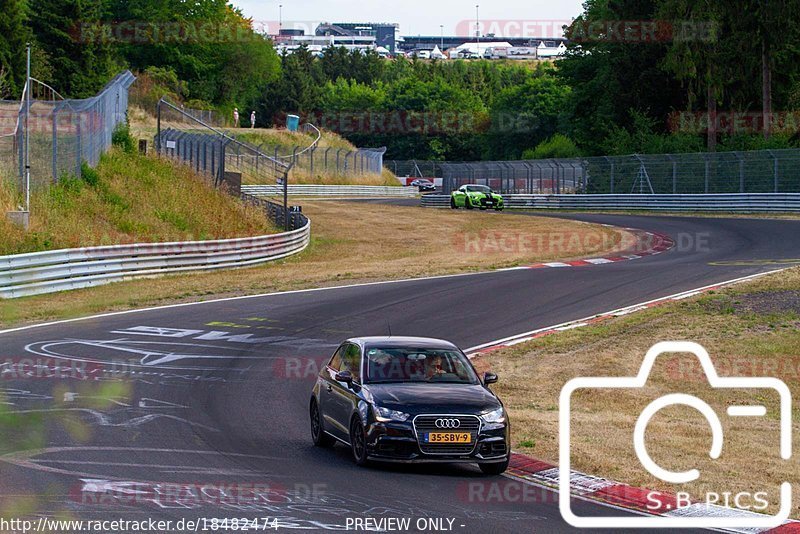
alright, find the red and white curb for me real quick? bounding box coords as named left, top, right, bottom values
left=465, top=269, right=795, bottom=531
left=522, top=229, right=675, bottom=270
left=505, top=454, right=798, bottom=533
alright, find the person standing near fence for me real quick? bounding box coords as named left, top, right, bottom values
left=250, top=110, right=256, bottom=129
left=233, top=107, right=240, bottom=128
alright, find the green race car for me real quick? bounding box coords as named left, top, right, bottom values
left=450, top=184, right=504, bottom=211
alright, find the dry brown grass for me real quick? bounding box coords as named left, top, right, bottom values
left=475, top=267, right=800, bottom=515
left=0, top=149, right=274, bottom=255
left=0, top=201, right=630, bottom=328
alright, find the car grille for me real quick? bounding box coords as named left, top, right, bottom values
left=413, top=414, right=481, bottom=455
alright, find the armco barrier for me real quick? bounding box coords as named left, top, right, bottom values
left=421, top=193, right=800, bottom=212
left=0, top=220, right=310, bottom=299
left=242, top=184, right=418, bottom=197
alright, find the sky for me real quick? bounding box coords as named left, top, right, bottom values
left=233, top=0, right=585, bottom=38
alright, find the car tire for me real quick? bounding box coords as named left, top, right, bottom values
left=310, top=399, right=335, bottom=448
left=450, top=197, right=457, bottom=209
left=495, top=206, right=504, bottom=211
left=349, top=416, right=370, bottom=466
left=465, top=197, right=474, bottom=210
left=479, top=456, right=510, bottom=475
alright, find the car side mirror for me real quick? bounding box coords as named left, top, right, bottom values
left=335, top=370, right=353, bottom=384
left=483, top=372, right=498, bottom=385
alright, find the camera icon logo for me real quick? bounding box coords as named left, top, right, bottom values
left=558, top=341, right=792, bottom=529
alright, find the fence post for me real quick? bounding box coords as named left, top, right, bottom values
left=608, top=157, right=615, bottom=194
left=704, top=155, right=710, bottom=193
left=156, top=100, right=162, bottom=154
left=553, top=160, right=562, bottom=194
left=736, top=152, right=745, bottom=193
left=75, top=113, right=82, bottom=177
left=664, top=154, right=677, bottom=194
left=581, top=161, right=588, bottom=193
left=52, top=103, right=59, bottom=183
left=283, top=167, right=289, bottom=231
left=769, top=150, right=779, bottom=192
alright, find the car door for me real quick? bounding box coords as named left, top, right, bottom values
left=328, top=342, right=364, bottom=439
left=453, top=186, right=466, bottom=206
left=320, top=344, right=347, bottom=439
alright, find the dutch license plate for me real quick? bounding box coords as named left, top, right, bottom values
left=425, top=432, right=471, bottom=443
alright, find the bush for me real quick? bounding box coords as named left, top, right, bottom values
left=112, top=122, right=136, bottom=154
left=80, top=162, right=100, bottom=187
left=717, top=134, right=798, bottom=152
left=523, top=134, right=581, bottom=159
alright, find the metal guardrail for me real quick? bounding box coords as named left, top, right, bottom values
left=243, top=184, right=419, bottom=197
left=0, top=218, right=310, bottom=299
left=421, top=193, right=800, bottom=212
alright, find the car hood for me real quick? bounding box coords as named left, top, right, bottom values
left=367, top=383, right=501, bottom=415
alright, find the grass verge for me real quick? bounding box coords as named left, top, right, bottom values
left=0, top=149, right=274, bottom=256
left=473, top=267, right=800, bottom=515
left=0, top=202, right=631, bottom=328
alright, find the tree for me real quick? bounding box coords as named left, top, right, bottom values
left=111, top=0, right=280, bottom=105
left=559, top=0, right=686, bottom=155
left=31, top=0, right=116, bottom=97
left=489, top=74, right=571, bottom=159
left=0, top=0, right=30, bottom=97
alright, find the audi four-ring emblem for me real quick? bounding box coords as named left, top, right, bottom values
left=435, top=418, right=461, bottom=429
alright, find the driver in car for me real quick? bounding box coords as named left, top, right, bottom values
left=426, top=355, right=446, bottom=379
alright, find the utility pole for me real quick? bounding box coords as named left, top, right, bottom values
left=279, top=4, right=283, bottom=32
left=25, top=43, right=31, bottom=214
left=440, top=24, right=444, bottom=51
left=476, top=5, right=480, bottom=57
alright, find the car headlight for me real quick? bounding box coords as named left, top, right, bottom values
left=374, top=405, right=410, bottom=422
left=481, top=407, right=506, bottom=424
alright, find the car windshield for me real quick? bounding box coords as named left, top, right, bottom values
left=466, top=185, right=491, bottom=193
left=365, top=347, right=479, bottom=384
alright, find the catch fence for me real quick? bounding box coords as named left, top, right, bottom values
left=440, top=149, right=800, bottom=195
left=155, top=99, right=306, bottom=231
left=0, top=71, right=135, bottom=199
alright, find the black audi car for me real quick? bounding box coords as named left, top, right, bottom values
left=309, top=336, right=510, bottom=474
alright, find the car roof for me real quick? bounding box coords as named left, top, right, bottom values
left=347, top=336, right=460, bottom=351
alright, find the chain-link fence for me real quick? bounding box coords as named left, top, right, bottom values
left=149, top=108, right=385, bottom=181
left=385, top=160, right=444, bottom=178
left=242, top=135, right=386, bottom=180
left=155, top=99, right=304, bottom=231
left=582, top=150, right=800, bottom=194
left=441, top=160, right=584, bottom=195
left=0, top=71, right=135, bottom=198
left=441, top=149, right=800, bottom=195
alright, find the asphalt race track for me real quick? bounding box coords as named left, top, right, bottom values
left=2, top=211, right=800, bottom=533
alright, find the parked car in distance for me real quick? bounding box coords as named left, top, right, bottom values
left=410, top=179, right=436, bottom=192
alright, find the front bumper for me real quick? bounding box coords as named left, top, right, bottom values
left=470, top=196, right=504, bottom=208
left=364, top=418, right=509, bottom=464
